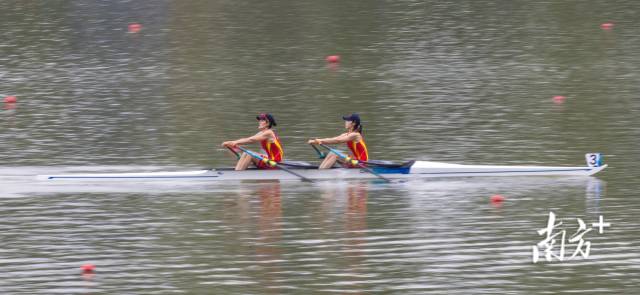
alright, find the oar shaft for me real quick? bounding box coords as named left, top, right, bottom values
left=317, top=144, right=392, bottom=182
left=236, top=146, right=276, bottom=167
left=236, top=146, right=314, bottom=182
left=226, top=146, right=240, bottom=159
left=310, top=144, right=326, bottom=159
left=316, top=144, right=398, bottom=168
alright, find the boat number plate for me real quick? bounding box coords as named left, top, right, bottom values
left=585, top=153, right=603, bottom=167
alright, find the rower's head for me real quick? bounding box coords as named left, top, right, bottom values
left=342, top=113, right=362, bottom=133
left=256, top=113, right=277, bottom=130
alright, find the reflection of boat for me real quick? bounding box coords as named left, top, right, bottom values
left=38, top=160, right=606, bottom=181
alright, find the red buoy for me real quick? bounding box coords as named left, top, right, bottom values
left=81, top=264, right=95, bottom=273
left=128, top=23, right=142, bottom=33
left=600, top=22, right=614, bottom=30
left=3, top=95, right=16, bottom=103
left=325, top=55, right=340, bottom=63
left=490, top=194, right=505, bottom=204
left=553, top=95, right=566, bottom=104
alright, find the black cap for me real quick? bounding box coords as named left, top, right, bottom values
left=342, top=113, right=360, bottom=125
left=256, top=113, right=277, bottom=127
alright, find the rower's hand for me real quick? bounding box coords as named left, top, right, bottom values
left=221, top=141, right=236, bottom=148
left=307, top=139, right=321, bottom=145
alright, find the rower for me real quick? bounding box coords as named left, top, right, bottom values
left=307, top=113, right=368, bottom=169
left=221, top=113, right=284, bottom=170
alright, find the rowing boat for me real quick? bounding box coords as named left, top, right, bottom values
left=37, top=155, right=607, bottom=181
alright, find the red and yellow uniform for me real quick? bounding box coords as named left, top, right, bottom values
left=345, top=138, right=368, bottom=168
left=257, top=132, right=284, bottom=169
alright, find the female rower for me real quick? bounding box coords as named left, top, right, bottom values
left=307, top=113, right=368, bottom=169
left=221, top=113, right=284, bottom=170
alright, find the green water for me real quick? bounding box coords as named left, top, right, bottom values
left=1, top=0, right=639, bottom=293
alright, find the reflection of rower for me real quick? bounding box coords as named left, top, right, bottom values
left=316, top=182, right=368, bottom=293
left=256, top=182, right=282, bottom=248
left=258, top=183, right=282, bottom=226
left=307, top=113, right=368, bottom=169
left=221, top=113, right=284, bottom=171
left=345, top=182, right=368, bottom=259
left=255, top=182, right=282, bottom=291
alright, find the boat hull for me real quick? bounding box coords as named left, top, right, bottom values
left=37, top=161, right=607, bottom=181
left=409, top=161, right=607, bottom=177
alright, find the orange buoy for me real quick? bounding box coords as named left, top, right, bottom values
left=600, top=22, right=614, bottom=30
left=3, top=95, right=16, bottom=103
left=490, top=194, right=505, bottom=204
left=81, top=264, right=95, bottom=273
left=128, top=23, right=142, bottom=33
left=325, top=55, right=340, bottom=63
left=552, top=95, right=566, bottom=104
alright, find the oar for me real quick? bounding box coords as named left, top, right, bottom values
left=310, top=146, right=406, bottom=168
left=226, top=146, right=241, bottom=160
left=236, top=146, right=314, bottom=183
left=310, top=144, right=327, bottom=159
left=318, top=144, right=392, bottom=183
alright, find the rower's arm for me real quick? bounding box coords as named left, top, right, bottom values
left=316, top=133, right=358, bottom=144
left=230, top=132, right=269, bottom=146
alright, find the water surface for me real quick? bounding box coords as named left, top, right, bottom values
left=1, top=0, right=639, bottom=293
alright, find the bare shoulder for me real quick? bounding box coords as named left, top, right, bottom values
left=263, top=129, right=277, bottom=140
left=345, top=132, right=361, bottom=141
